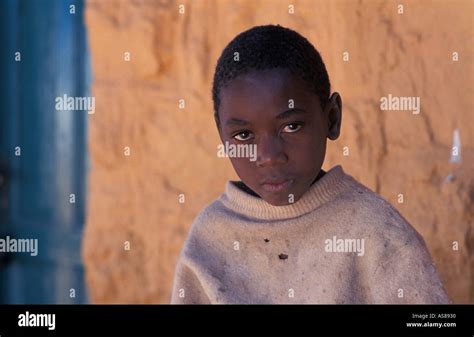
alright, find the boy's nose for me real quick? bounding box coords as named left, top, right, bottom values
left=256, top=134, right=287, bottom=167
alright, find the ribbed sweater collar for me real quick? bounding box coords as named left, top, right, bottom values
left=219, top=165, right=351, bottom=221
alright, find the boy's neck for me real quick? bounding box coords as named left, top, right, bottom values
left=311, top=168, right=326, bottom=185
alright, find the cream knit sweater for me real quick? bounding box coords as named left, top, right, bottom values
left=170, top=165, right=450, bottom=304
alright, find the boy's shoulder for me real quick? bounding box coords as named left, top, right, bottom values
left=179, top=198, right=230, bottom=248
left=342, top=174, right=426, bottom=249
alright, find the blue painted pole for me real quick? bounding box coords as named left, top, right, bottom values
left=0, top=0, right=90, bottom=304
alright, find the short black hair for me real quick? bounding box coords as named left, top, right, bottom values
left=212, top=24, right=331, bottom=123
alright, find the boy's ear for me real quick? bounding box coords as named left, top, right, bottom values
left=326, top=92, right=342, bottom=140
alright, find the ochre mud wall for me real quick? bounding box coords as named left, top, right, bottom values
left=83, top=0, right=473, bottom=303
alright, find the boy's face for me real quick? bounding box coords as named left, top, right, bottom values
left=216, top=68, right=341, bottom=206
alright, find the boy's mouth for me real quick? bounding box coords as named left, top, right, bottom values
left=260, top=178, right=294, bottom=193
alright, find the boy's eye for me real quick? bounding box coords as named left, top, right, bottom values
left=233, top=131, right=253, bottom=141
left=282, top=122, right=303, bottom=133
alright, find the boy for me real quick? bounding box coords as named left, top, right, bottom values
left=170, top=25, right=450, bottom=304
